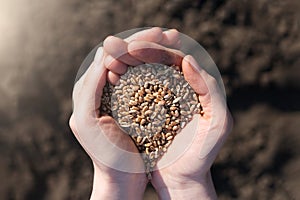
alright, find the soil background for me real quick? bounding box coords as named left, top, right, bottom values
left=0, top=0, right=299, bottom=199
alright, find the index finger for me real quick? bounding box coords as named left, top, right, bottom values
left=125, top=27, right=181, bottom=49
left=125, top=27, right=163, bottom=43
left=128, top=40, right=184, bottom=66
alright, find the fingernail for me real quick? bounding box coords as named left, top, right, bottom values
left=94, top=47, right=104, bottom=65
left=169, top=28, right=179, bottom=33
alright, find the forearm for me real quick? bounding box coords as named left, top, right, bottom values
left=156, top=171, right=217, bottom=200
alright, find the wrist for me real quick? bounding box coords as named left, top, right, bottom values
left=91, top=179, right=145, bottom=200
left=91, top=163, right=147, bottom=200
left=155, top=171, right=217, bottom=200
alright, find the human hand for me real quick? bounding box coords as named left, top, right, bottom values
left=148, top=53, right=233, bottom=199
left=121, top=32, right=233, bottom=199
left=69, top=27, right=183, bottom=200
left=69, top=46, right=146, bottom=200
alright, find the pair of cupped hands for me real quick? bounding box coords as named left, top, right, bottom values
left=69, top=27, right=232, bottom=200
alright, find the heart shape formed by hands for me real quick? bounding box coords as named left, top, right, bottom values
left=100, top=63, right=203, bottom=178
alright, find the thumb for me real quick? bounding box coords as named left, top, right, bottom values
left=182, top=55, right=214, bottom=109
left=182, top=55, right=209, bottom=96
left=73, top=47, right=107, bottom=118
left=182, top=55, right=229, bottom=159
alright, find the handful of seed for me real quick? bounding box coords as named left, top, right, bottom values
left=100, top=63, right=203, bottom=178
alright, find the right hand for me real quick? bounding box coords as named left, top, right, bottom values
left=114, top=29, right=233, bottom=199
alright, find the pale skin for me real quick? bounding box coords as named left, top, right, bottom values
left=69, top=27, right=233, bottom=200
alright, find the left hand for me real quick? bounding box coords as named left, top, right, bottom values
left=70, top=27, right=182, bottom=200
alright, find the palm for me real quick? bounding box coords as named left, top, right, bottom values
left=92, top=116, right=148, bottom=184
left=151, top=56, right=232, bottom=189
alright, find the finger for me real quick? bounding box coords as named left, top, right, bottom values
left=182, top=55, right=216, bottom=121
left=104, top=55, right=128, bottom=75
left=72, top=48, right=106, bottom=114
left=125, top=27, right=163, bottom=43
left=72, top=69, right=87, bottom=104
left=161, top=29, right=181, bottom=49
left=182, top=55, right=209, bottom=96
left=103, top=36, right=143, bottom=66
left=182, top=55, right=223, bottom=108
left=128, top=41, right=184, bottom=66
left=72, top=45, right=101, bottom=101
left=107, top=71, right=120, bottom=85
left=74, top=47, right=107, bottom=117
left=94, top=46, right=105, bottom=66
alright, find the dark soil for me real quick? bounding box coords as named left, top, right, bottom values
left=0, top=0, right=299, bottom=199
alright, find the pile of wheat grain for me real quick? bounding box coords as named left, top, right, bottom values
left=100, top=63, right=203, bottom=178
